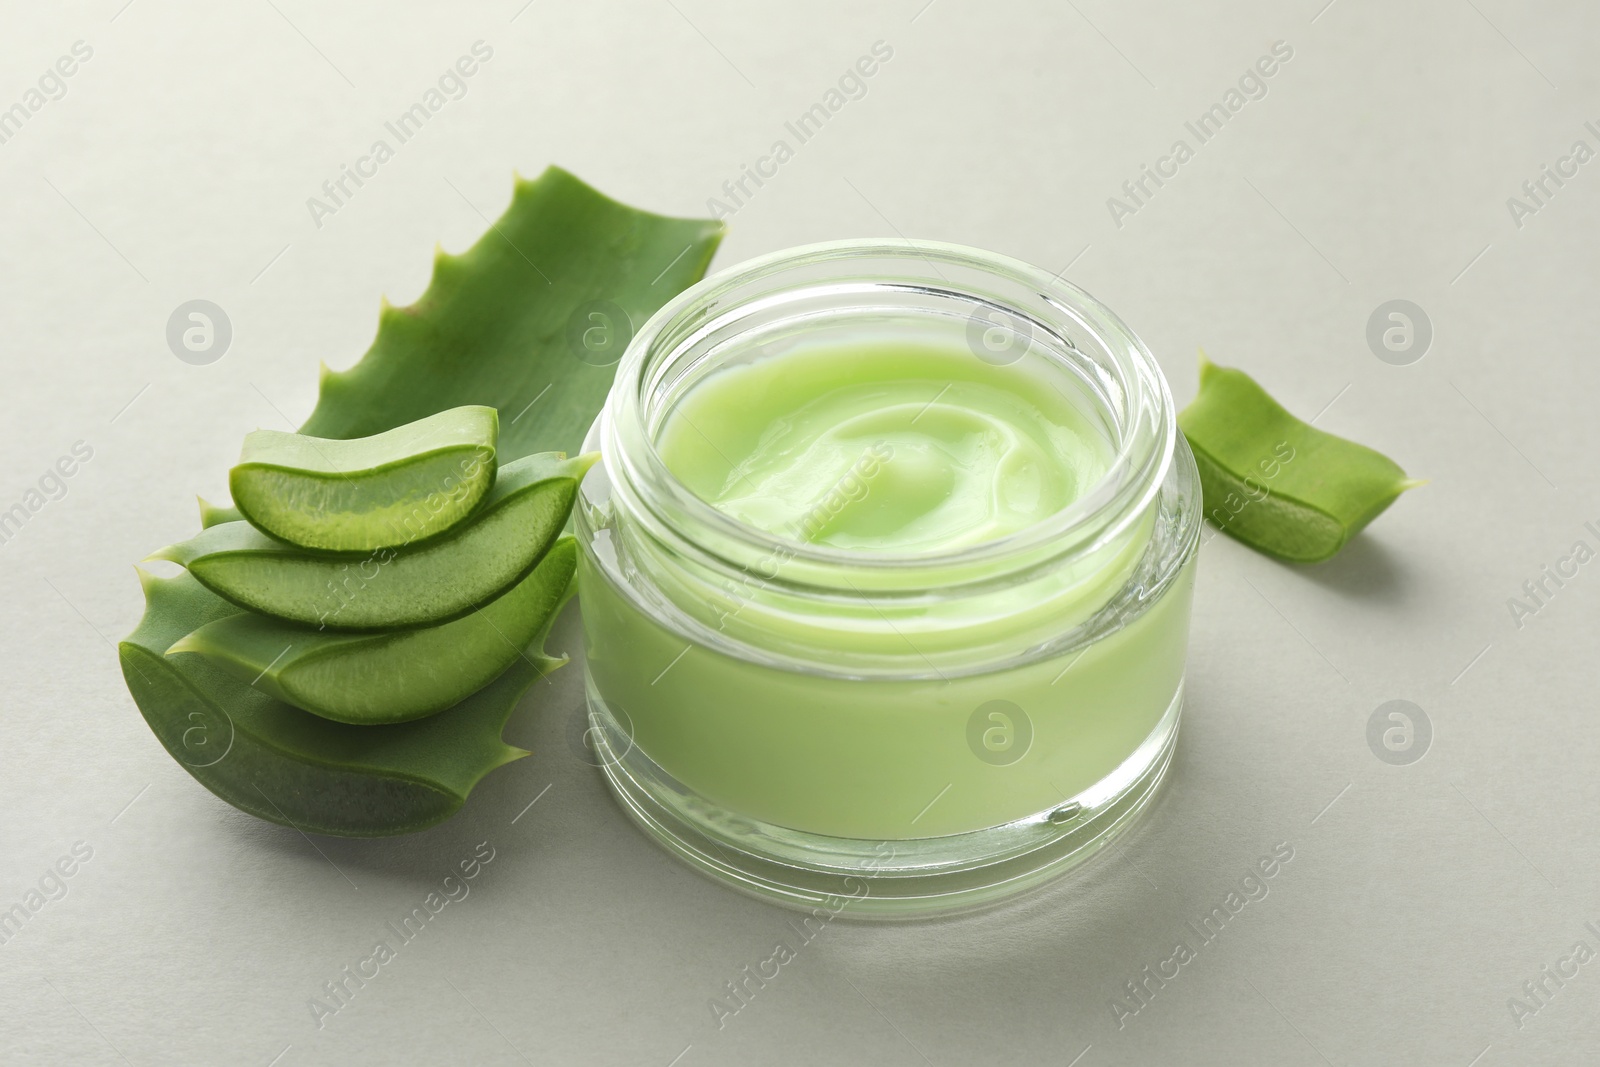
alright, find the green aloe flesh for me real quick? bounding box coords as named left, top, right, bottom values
left=120, top=166, right=723, bottom=836
left=230, top=405, right=499, bottom=552
left=169, top=540, right=576, bottom=725
left=118, top=569, right=541, bottom=837
left=1178, top=354, right=1421, bottom=562
left=154, top=452, right=594, bottom=630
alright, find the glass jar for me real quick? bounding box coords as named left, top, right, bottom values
left=574, top=239, right=1200, bottom=918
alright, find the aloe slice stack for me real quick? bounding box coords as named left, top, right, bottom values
left=156, top=451, right=594, bottom=630
left=139, top=407, right=588, bottom=816
left=167, top=541, right=577, bottom=725
left=119, top=167, right=724, bottom=836
left=152, top=406, right=593, bottom=723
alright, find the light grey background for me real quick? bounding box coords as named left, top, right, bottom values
left=2, top=0, right=1595, bottom=1063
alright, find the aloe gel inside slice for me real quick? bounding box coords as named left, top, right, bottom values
left=230, top=405, right=499, bottom=552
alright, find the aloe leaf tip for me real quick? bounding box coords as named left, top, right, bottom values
left=164, top=634, right=201, bottom=658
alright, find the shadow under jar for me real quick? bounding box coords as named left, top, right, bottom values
left=575, top=239, right=1200, bottom=918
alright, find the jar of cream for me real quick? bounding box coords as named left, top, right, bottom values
left=575, top=240, right=1200, bottom=917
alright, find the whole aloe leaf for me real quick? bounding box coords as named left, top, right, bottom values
left=121, top=167, right=723, bottom=835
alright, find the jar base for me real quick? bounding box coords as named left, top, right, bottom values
left=586, top=683, right=1182, bottom=920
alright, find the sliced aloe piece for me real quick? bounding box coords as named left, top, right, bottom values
left=1179, top=353, right=1421, bottom=562
left=119, top=569, right=545, bottom=837
left=169, top=540, right=576, bottom=725
left=230, top=405, right=498, bottom=552
left=154, top=452, right=592, bottom=630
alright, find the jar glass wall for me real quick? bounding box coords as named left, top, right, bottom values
left=575, top=240, right=1201, bottom=917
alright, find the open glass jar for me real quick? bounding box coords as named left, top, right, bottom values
left=574, top=240, right=1200, bottom=918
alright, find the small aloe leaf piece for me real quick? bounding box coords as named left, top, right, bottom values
left=118, top=569, right=541, bottom=837
left=153, top=452, right=594, bottom=630
left=168, top=540, right=576, bottom=725
left=300, top=165, right=725, bottom=462
left=1178, top=353, right=1421, bottom=563
left=230, top=405, right=499, bottom=552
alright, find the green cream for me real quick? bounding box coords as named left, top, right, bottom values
left=580, top=554, right=1193, bottom=839
left=581, top=336, right=1194, bottom=840
left=656, top=341, right=1115, bottom=553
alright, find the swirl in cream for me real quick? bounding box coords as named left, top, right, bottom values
left=657, top=339, right=1114, bottom=554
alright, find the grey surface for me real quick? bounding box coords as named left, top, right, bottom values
left=1, top=0, right=1596, bottom=1063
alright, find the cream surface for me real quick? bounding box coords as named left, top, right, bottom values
left=655, top=339, right=1114, bottom=553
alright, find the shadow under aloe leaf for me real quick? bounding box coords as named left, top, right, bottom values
left=1291, top=534, right=1411, bottom=607
left=220, top=734, right=547, bottom=893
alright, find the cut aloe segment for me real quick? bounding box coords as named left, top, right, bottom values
left=154, top=452, right=594, bottom=630
left=169, top=540, right=576, bottom=725
left=119, top=568, right=541, bottom=837
left=230, top=405, right=499, bottom=552
left=1179, top=353, right=1420, bottom=562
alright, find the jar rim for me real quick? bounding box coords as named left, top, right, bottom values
left=600, top=238, right=1177, bottom=580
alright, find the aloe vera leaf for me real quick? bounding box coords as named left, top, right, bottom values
left=154, top=452, right=594, bottom=630
left=124, top=169, right=721, bottom=835
left=169, top=540, right=576, bottom=725
left=197, top=497, right=242, bottom=529
left=229, top=406, right=498, bottom=552
left=118, top=569, right=545, bottom=837
left=300, top=165, right=725, bottom=461
left=1178, top=353, right=1421, bottom=562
